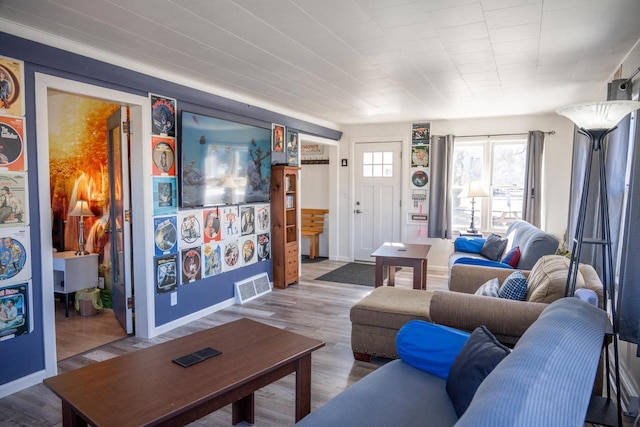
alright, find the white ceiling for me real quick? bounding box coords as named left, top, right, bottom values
left=2, top=0, right=640, bottom=127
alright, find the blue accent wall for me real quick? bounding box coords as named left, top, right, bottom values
left=0, top=31, right=335, bottom=389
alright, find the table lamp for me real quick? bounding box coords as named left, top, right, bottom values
left=466, top=180, right=489, bottom=234
left=69, top=199, right=94, bottom=256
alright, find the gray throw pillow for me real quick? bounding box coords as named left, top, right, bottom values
left=479, top=234, right=508, bottom=261
left=474, top=278, right=500, bottom=297
left=445, top=326, right=511, bottom=417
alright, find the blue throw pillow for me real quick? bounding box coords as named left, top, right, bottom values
left=396, top=320, right=470, bottom=379
left=445, top=326, right=511, bottom=417
left=498, top=270, right=528, bottom=300
left=453, top=237, right=486, bottom=254
left=453, top=257, right=514, bottom=269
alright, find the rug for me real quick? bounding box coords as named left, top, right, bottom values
left=316, top=263, right=397, bottom=286
left=301, top=255, right=329, bottom=264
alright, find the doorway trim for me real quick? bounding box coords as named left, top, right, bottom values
left=349, top=136, right=405, bottom=262
left=35, top=73, right=151, bottom=377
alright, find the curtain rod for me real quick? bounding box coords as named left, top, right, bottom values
left=455, top=130, right=555, bottom=138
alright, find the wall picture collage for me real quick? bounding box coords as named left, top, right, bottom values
left=409, top=123, right=430, bottom=226
left=150, top=94, right=272, bottom=295
left=0, top=55, right=31, bottom=341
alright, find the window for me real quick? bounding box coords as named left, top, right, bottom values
left=362, top=151, right=393, bottom=177
left=452, top=138, right=527, bottom=233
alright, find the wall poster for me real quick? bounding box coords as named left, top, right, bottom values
left=0, top=281, right=30, bottom=340
left=150, top=94, right=176, bottom=137
left=0, top=56, right=25, bottom=117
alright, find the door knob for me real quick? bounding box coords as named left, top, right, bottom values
left=354, top=209, right=363, bottom=214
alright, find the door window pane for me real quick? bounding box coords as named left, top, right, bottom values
left=362, top=151, right=394, bottom=178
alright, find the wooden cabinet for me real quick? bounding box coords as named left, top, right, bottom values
left=271, top=165, right=300, bottom=288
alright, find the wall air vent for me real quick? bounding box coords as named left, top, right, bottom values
left=234, top=272, right=272, bottom=304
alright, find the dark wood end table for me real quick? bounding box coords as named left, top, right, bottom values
left=371, top=242, right=432, bottom=290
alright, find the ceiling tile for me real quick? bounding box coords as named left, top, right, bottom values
left=484, top=3, right=542, bottom=29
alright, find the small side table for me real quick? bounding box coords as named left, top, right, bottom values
left=371, top=242, right=432, bottom=290
left=53, top=251, right=99, bottom=317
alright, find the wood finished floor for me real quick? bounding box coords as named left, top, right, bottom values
left=1, top=261, right=448, bottom=427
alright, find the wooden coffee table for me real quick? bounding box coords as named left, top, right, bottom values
left=371, top=242, right=432, bottom=290
left=44, top=318, right=325, bottom=426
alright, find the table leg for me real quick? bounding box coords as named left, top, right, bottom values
left=295, top=354, right=312, bottom=422
left=388, top=264, right=396, bottom=287
left=61, top=401, right=87, bottom=427
left=422, top=260, right=428, bottom=290
left=232, top=393, right=255, bottom=425
left=65, top=294, right=70, bottom=318
left=375, top=258, right=384, bottom=287
left=412, top=261, right=422, bottom=290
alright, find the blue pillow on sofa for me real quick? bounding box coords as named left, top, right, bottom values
left=396, top=320, right=470, bottom=379
left=453, top=237, right=486, bottom=254
left=453, top=257, right=514, bottom=269
left=498, top=270, right=528, bottom=300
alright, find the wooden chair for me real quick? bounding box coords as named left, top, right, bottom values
left=301, top=208, right=329, bottom=259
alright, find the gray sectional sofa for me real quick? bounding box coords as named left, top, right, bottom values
left=297, top=298, right=607, bottom=427
left=449, top=220, right=559, bottom=271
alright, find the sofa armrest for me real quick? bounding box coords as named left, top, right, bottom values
left=429, top=291, right=546, bottom=345
left=449, top=264, right=530, bottom=294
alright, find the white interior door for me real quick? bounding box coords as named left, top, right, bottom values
left=107, top=108, right=133, bottom=334
left=353, top=142, right=402, bottom=261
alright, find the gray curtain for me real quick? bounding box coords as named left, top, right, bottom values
left=428, top=134, right=454, bottom=239
left=522, top=130, right=545, bottom=227
left=614, top=77, right=640, bottom=348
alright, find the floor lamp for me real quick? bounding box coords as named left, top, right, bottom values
left=69, top=199, right=94, bottom=256
left=466, top=180, right=489, bottom=234
left=557, top=100, right=640, bottom=427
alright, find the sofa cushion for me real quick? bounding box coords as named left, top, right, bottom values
left=453, top=237, right=486, bottom=253
left=505, top=220, right=559, bottom=269
left=499, top=270, right=528, bottom=301
left=474, top=278, right=500, bottom=297
left=480, top=234, right=508, bottom=261
left=446, top=326, right=510, bottom=417
left=350, top=287, right=432, bottom=330
left=295, top=359, right=459, bottom=427
left=396, top=321, right=470, bottom=379
left=526, top=255, right=584, bottom=304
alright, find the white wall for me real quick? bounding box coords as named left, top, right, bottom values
left=337, top=113, right=576, bottom=268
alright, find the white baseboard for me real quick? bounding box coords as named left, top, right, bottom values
left=0, top=370, right=46, bottom=399
left=149, top=297, right=236, bottom=338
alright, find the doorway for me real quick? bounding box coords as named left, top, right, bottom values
left=353, top=141, right=402, bottom=261
left=36, top=74, right=148, bottom=376
left=47, top=93, right=132, bottom=359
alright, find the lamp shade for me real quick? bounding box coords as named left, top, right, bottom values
left=466, top=180, right=490, bottom=198
left=69, top=200, right=94, bottom=217
left=556, top=101, right=640, bottom=130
